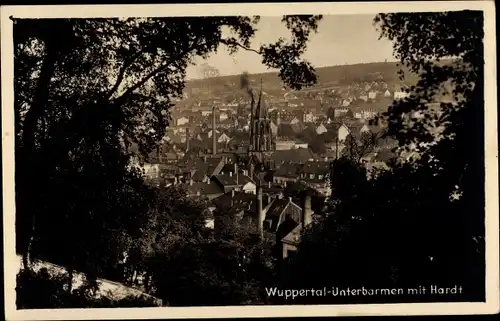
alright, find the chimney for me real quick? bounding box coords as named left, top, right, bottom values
left=185, top=128, right=190, bottom=152
left=249, top=162, right=254, bottom=180
left=231, top=189, right=235, bottom=197
left=229, top=171, right=233, bottom=177
left=268, top=181, right=271, bottom=188
left=157, top=145, right=162, bottom=163
left=234, top=163, right=239, bottom=186
left=302, top=193, right=312, bottom=230
left=276, top=111, right=281, bottom=126
left=256, top=185, right=264, bottom=239
left=288, top=196, right=293, bottom=202
left=189, top=179, right=193, bottom=186
left=212, top=106, right=217, bottom=155
left=203, top=155, right=207, bottom=163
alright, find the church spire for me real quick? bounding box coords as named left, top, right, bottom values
left=255, top=77, right=268, bottom=120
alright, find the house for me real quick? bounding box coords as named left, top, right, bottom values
left=341, top=99, right=351, bottom=107
left=185, top=180, right=225, bottom=200
left=334, top=107, right=350, bottom=118
left=262, top=197, right=303, bottom=234
left=277, top=195, right=314, bottom=260
left=294, top=141, right=309, bottom=149
left=337, top=123, right=351, bottom=142
left=262, top=181, right=285, bottom=200
left=384, top=89, right=391, bottom=97
left=360, top=109, right=377, bottom=120
left=273, top=163, right=301, bottom=184
left=270, top=122, right=278, bottom=136
left=217, top=133, right=232, bottom=144
left=176, top=116, right=190, bottom=126
left=272, top=148, right=317, bottom=165
left=275, top=140, right=296, bottom=151
left=142, top=163, right=161, bottom=179
left=219, top=112, right=229, bottom=121
left=299, top=162, right=331, bottom=196
left=394, top=91, right=409, bottom=100
left=207, top=129, right=220, bottom=138
left=289, top=117, right=300, bottom=125
left=211, top=173, right=256, bottom=194
left=359, top=95, right=369, bottom=102
left=360, top=124, right=371, bottom=134
left=316, top=123, right=328, bottom=135
left=368, top=91, right=377, bottom=100
left=187, top=156, right=226, bottom=182
left=277, top=123, right=304, bottom=140
left=303, top=111, right=315, bottom=123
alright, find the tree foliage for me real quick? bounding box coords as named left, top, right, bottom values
left=281, top=10, right=485, bottom=304
left=14, top=15, right=322, bottom=307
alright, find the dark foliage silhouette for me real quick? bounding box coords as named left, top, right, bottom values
left=14, top=15, right=322, bottom=306
left=277, top=10, right=485, bottom=304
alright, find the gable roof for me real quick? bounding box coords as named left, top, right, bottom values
left=212, top=191, right=257, bottom=213
left=264, top=198, right=302, bottom=232
left=212, top=174, right=255, bottom=188
left=186, top=182, right=224, bottom=197
left=272, top=148, right=317, bottom=164
left=274, top=163, right=301, bottom=178
left=299, top=161, right=330, bottom=175
left=281, top=224, right=302, bottom=246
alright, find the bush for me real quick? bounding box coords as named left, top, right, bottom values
left=16, top=268, right=161, bottom=309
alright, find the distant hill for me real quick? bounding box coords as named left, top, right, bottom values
left=184, top=61, right=422, bottom=97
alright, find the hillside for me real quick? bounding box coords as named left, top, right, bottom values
left=184, top=61, right=421, bottom=97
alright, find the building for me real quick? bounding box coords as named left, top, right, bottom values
left=316, top=123, right=328, bottom=135
left=275, top=140, right=296, bottom=151
left=334, top=107, right=351, bottom=118
left=394, top=91, right=409, bottom=100
left=337, top=123, right=351, bottom=142
left=176, top=116, right=190, bottom=126
left=273, top=163, right=301, bottom=185
left=248, top=84, right=276, bottom=165
left=280, top=195, right=313, bottom=260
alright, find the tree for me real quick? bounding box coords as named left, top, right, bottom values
left=124, top=185, right=210, bottom=292
left=150, top=209, right=276, bottom=306
left=341, top=131, right=382, bottom=163
left=282, top=11, right=485, bottom=304
left=14, top=15, right=323, bottom=283
left=283, top=181, right=325, bottom=213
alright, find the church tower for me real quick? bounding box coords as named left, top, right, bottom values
left=248, top=80, right=275, bottom=165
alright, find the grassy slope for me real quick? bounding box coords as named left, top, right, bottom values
left=184, top=61, right=421, bottom=96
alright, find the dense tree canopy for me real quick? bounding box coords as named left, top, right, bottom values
left=14, top=15, right=322, bottom=305
left=281, top=10, right=485, bottom=304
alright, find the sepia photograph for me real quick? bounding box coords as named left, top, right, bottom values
left=2, top=1, right=498, bottom=320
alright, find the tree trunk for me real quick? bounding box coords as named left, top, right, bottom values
left=68, top=268, right=74, bottom=294
left=22, top=214, right=36, bottom=270
left=132, top=269, right=138, bottom=285
left=144, top=271, right=150, bottom=293
left=19, top=44, right=58, bottom=273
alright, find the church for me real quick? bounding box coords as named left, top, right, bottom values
left=247, top=82, right=277, bottom=172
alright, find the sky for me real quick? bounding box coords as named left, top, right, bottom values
left=186, top=15, right=397, bottom=80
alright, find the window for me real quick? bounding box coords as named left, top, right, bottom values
left=287, top=249, right=297, bottom=259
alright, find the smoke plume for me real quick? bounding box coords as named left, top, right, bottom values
left=240, top=72, right=254, bottom=102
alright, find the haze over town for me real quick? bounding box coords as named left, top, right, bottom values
left=187, top=15, right=397, bottom=79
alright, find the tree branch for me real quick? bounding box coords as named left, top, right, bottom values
left=113, top=35, right=203, bottom=106
left=106, top=42, right=162, bottom=101
left=221, top=38, right=261, bottom=55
